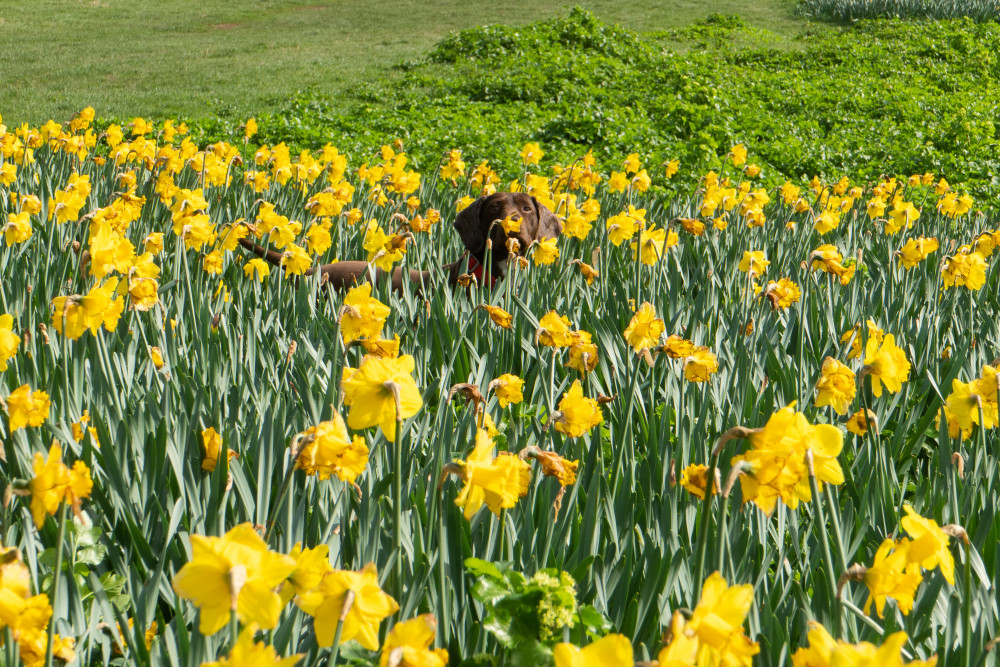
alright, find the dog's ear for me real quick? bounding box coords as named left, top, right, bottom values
left=453, top=196, right=487, bottom=254
left=532, top=197, right=563, bottom=240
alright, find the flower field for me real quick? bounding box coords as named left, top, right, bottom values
left=0, top=109, right=998, bottom=667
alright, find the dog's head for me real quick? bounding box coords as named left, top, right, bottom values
left=453, top=192, right=563, bottom=273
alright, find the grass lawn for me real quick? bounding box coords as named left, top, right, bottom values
left=0, top=0, right=805, bottom=124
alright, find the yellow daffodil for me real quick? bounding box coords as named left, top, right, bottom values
left=679, top=463, right=717, bottom=500
left=738, top=250, right=769, bottom=275
left=201, top=427, right=237, bottom=472
left=815, top=357, right=856, bottom=415
left=379, top=615, right=448, bottom=667
left=687, top=572, right=759, bottom=667
left=491, top=374, right=524, bottom=407
left=897, top=237, right=939, bottom=269
left=538, top=311, right=574, bottom=348
left=900, top=505, right=954, bottom=585
left=172, top=523, right=297, bottom=635
left=846, top=409, right=878, bottom=436
left=341, top=355, right=423, bottom=441
left=295, top=563, right=398, bottom=649
left=452, top=430, right=531, bottom=519
left=863, top=538, right=923, bottom=617
left=553, top=633, right=633, bottom=667
left=339, top=283, right=391, bottom=343
left=863, top=334, right=911, bottom=397
left=553, top=380, right=603, bottom=438
left=684, top=347, right=719, bottom=382
left=201, top=624, right=302, bottom=667
left=5, top=384, right=51, bottom=432
left=623, top=302, right=664, bottom=352
left=0, top=313, right=20, bottom=371
left=294, top=413, right=369, bottom=483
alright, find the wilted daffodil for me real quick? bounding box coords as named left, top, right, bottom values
left=5, top=384, right=51, bottom=432
left=661, top=335, right=695, bottom=359
left=679, top=463, right=718, bottom=500
left=847, top=409, right=878, bottom=436
left=756, top=278, right=800, bottom=310
left=294, top=413, right=369, bottom=483
left=450, top=429, right=531, bottom=519
left=815, top=357, right=856, bottom=415
left=552, top=381, right=604, bottom=438
left=341, top=354, right=423, bottom=441
left=553, top=633, right=633, bottom=667
left=201, top=624, right=302, bottom=667
left=623, top=302, right=664, bottom=352
left=521, top=446, right=579, bottom=486
left=863, top=334, right=911, bottom=398
left=295, top=563, right=399, bottom=649
left=480, top=304, right=514, bottom=329
left=172, top=523, right=297, bottom=635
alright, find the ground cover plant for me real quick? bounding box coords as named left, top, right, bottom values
left=0, top=108, right=998, bottom=666
left=216, top=10, right=1000, bottom=206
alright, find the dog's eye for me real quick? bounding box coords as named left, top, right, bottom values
left=522, top=205, right=531, bottom=212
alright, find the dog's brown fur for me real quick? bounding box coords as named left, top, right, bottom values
left=238, top=192, right=563, bottom=292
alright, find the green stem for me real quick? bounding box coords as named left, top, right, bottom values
left=44, top=503, right=68, bottom=667
left=823, top=484, right=849, bottom=573
left=693, top=450, right=719, bottom=592
left=393, top=415, right=404, bottom=606
left=263, top=438, right=302, bottom=545
left=715, top=484, right=729, bottom=577
left=497, top=509, right=507, bottom=562
left=229, top=609, right=239, bottom=651
left=807, top=451, right=841, bottom=638
left=962, top=539, right=972, bottom=667
left=328, top=590, right=354, bottom=666
left=437, top=487, right=450, bottom=646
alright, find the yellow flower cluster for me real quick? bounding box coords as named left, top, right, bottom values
left=732, top=404, right=844, bottom=514
left=0, top=546, right=76, bottom=667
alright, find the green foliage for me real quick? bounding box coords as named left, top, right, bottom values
left=798, top=0, right=1000, bottom=23
left=464, top=557, right=611, bottom=660
left=208, top=8, right=1000, bottom=204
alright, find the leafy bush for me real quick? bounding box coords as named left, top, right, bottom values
left=189, top=9, right=1000, bottom=205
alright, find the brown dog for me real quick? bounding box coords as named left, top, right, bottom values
left=238, top=192, right=562, bottom=292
